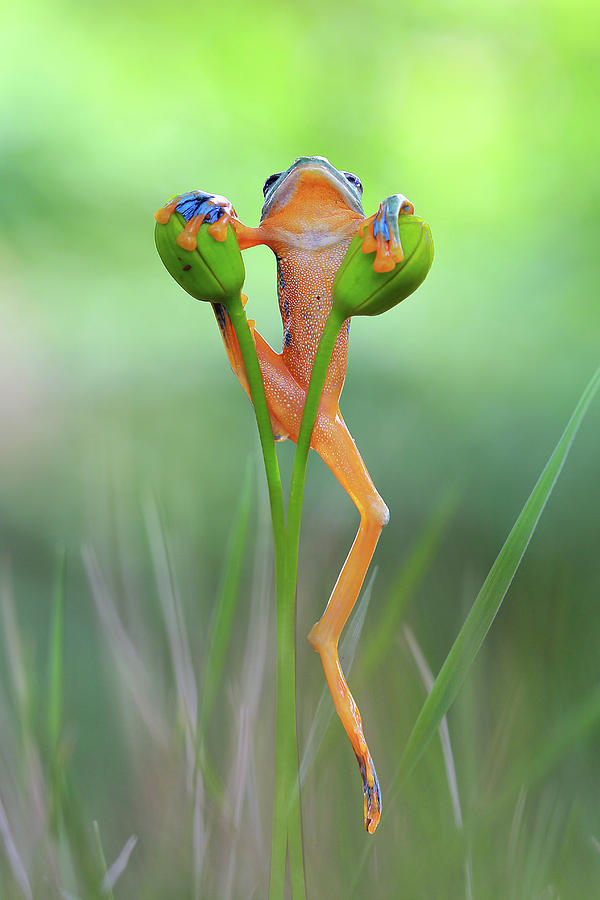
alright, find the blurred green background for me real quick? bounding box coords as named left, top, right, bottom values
left=1, top=0, right=599, bottom=897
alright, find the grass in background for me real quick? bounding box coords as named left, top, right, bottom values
left=0, top=369, right=598, bottom=898
left=2, top=0, right=600, bottom=894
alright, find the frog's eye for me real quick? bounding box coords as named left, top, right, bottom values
left=342, top=171, right=363, bottom=195
left=263, top=172, right=282, bottom=197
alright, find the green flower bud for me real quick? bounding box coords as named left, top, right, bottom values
left=154, top=201, right=245, bottom=304
left=333, top=214, right=433, bottom=318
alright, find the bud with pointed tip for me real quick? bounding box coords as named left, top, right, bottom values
left=154, top=201, right=245, bottom=304
left=333, top=214, right=433, bottom=318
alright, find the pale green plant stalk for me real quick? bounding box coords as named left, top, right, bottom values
left=48, top=548, right=66, bottom=836
left=351, top=365, right=600, bottom=892
left=228, top=299, right=348, bottom=900
left=199, top=460, right=253, bottom=737
left=280, top=308, right=347, bottom=892
left=284, top=309, right=346, bottom=607
left=225, top=295, right=306, bottom=900
left=396, top=366, right=600, bottom=785
left=157, top=210, right=431, bottom=897
left=226, top=296, right=286, bottom=569
left=93, top=821, right=114, bottom=900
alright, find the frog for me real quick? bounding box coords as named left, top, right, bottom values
left=155, top=156, right=417, bottom=833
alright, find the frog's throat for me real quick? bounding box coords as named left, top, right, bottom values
left=261, top=157, right=364, bottom=221
left=262, top=226, right=357, bottom=253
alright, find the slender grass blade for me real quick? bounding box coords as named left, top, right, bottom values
left=352, top=367, right=600, bottom=895
left=199, top=459, right=253, bottom=734
left=102, top=834, right=137, bottom=894
left=0, top=793, right=33, bottom=900
left=359, top=489, right=456, bottom=682
left=396, top=366, right=600, bottom=784
left=92, top=821, right=113, bottom=900
left=495, top=681, right=600, bottom=812
left=48, top=547, right=66, bottom=835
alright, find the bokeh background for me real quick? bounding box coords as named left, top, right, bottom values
left=1, top=0, right=599, bottom=897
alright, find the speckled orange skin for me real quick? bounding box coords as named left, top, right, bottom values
left=218, top=165, right=390, bottom=833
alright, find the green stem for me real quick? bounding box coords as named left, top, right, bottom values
left=226, top=296, right=305, bottom=900
left=287, top=809, right=305, bottom=899
left=228, top=296, right=344, bottom=900
left=271, top=560, right=302, bottom=899
left=282, top=308, right=346, bottom=894
left=227, top=297, right=286, bottom=567
left=286, top=309, right=346, bottom=605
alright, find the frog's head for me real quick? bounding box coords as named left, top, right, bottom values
left=260, top=156, right=365, bottom=245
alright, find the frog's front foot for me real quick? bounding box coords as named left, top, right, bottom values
left=155, top=190, right=237, bottom=250
left=360, top=194, right=415, bottom=273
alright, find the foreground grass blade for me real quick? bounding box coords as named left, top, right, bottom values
left=403, top=626, right=473, bottom=899
left=60, top=780, right=105, bottom=900
left=359, top=488, right=456, bottom=682
left=199, top=460, right=253, bottom=734
left=396, top=366, right=600, bottom=784
left=350, top=367, right=599, bottom=895
left=495, top=680, right=600, bottom=812
left=48, top=547, right=66, bottom=834
left=93, top=821, right=114, bottom=900
left=102, top=835, right=138, bottom=895
left=48, top=548, right=65, bottom=755
left=403, top=626, right=464, bottom=829
left=0, top=562, right=32, bottom=752
left=0, top=793, right=33, bottom=900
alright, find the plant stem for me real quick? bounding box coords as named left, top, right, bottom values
left=226, top=296, right=304, bottom=899
left=228, top=296, right=344, bottom=900
left=227, top=297, right=286, bottom=569
left=271, top=561, right=303, bottom=899
left=282, top=308, right=346, bottom=894
left=285, top=309, right=346, bottom=610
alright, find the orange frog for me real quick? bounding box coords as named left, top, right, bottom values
left=155, top=156, right=419, bottom=833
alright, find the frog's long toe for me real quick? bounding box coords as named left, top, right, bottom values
left=154, top=190, right=234, bottom=250
left=310, top=628, right=384, bottom=835
left=356, top=749, right=382, bottom=834
left=360, top=194, right=415, bottom=273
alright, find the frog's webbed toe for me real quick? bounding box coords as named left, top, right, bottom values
left=155, top=190, right=236, bottom=249
left=360, top=193, right=415, bottom=272
left=356, top=750, right=382, bottom=834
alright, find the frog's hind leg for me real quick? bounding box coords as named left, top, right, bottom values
left=212, top=301, right=289, bottom=441
left=308, top=410, right=389, bottom=834
left=216, top=326, right=387, bottom=829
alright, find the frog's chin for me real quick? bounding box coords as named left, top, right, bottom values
left=260, top=158, right=364, bottom=222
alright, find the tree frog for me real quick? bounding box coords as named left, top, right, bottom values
left=155, top=156, right=416, bottom=833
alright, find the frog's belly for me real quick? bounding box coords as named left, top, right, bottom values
left=282, top=324, right=349, bottom=400
left=253, top=331, right=341, bottom=445
left=277, top=244, right=350, bottom=398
